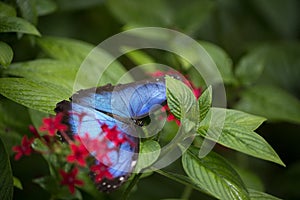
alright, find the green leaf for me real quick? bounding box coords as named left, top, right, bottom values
left=207, top=108, right=266, bottom=131
left=198, top=86, right=212, bottom=121
left=37, top=36, right=128, bottom=87
left=198, top=108, right=284, bottom=166
left=199, top=41, right=236, bottom=84
left=248, top=189, right=282, bottom=200
left=0, top=16, right=40, bottom=36
left=136, top=140, right=161, bottom=172
left=0, top=41, right=13, bottom=67
left=236, top=43, right=300, bottom=94
left=35, top=0, right=57, bottom=16
left=13, top=177, right=23, bottom=190
left=37, top=36, right=93, bottom=64
left=235, top=46, right=266, bottom=86
left=155, top=170, right=209, bottom=195
left=28, top=108, right=49, bottom=135
left=182, top=147, right=249, bottom=200
left=165, top=76, right=198, bottom=121
left=0, top=138, right=13, bottom=200
left=16, top=0, right=38, bottom=25
left=4, top=59, right=77, bottom=93
left=235, top=85, right=300, bottom=124
left=0, top=78, right=70, bottom=114
left=0, top=2, right=16, bottom=17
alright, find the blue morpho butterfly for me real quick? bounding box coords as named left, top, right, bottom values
left=55, top=76, right=172, bottom=192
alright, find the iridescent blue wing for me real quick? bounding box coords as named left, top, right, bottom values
left=55, top=101, right=139, bottom=192
left=71, top=77, right=167, bottom=119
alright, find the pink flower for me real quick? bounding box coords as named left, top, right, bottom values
left=60, top=168, right=84, bottom=194
left=12, top=135, right=34, bottom=160
left=39, top=113, right=68, bottom=136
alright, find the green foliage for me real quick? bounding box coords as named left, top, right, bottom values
left=0, top=138, right=13, bottom=200
left=0, top=78, right=69, bottom=114
left=0, top=0, right=297, bottom=199
left=198, top=108, right=284, bottom=166
left=198, top=86, right=212, bottom=121
left=136, top=140, right=161, bottom=172
left=235, top=85, right=300, bottom=124
left=0, top=16, right=40, bottom=36
left=182, top=147, right=249, bottom=200
left=0, top=41, right=13, bottom=67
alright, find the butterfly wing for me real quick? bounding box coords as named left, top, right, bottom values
left=71, top=77, right=167, bottom=119
left=55, top=100, right=139, bottom=192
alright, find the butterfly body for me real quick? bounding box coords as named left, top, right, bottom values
left=55, top=77, right=168, bottom=192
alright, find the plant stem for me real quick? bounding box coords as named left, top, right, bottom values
left=122, top=173, right=142, bottom=200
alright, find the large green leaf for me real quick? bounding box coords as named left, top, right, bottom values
left=0, top=16, right=40, bottom=36
left=37, top=36, right=129, bottom=87
left=0, top=78, right=69, bottom=114
left=235, top=85, right=300, bottom=124
left=37, top=36, right=93, bottom=64
left=198, top=108, right=284, bottom=166
left=182, top=147, right=249, bottom=200
left=0, top=138, right=13, bottom=200
left=4, top=59, right=77, bottom=93
left=0, top=41, right=13, bottom=67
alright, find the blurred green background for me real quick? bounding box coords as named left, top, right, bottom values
left=1, top=0, right=300, bottom=199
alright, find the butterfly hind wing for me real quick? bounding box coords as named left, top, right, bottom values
left=55, top=100, right=139, bottom=192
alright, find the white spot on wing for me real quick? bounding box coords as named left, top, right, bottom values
left=131, top=160, right=137, bottom=167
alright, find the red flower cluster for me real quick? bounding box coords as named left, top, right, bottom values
left=12, top=113, right=132, bottom=194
